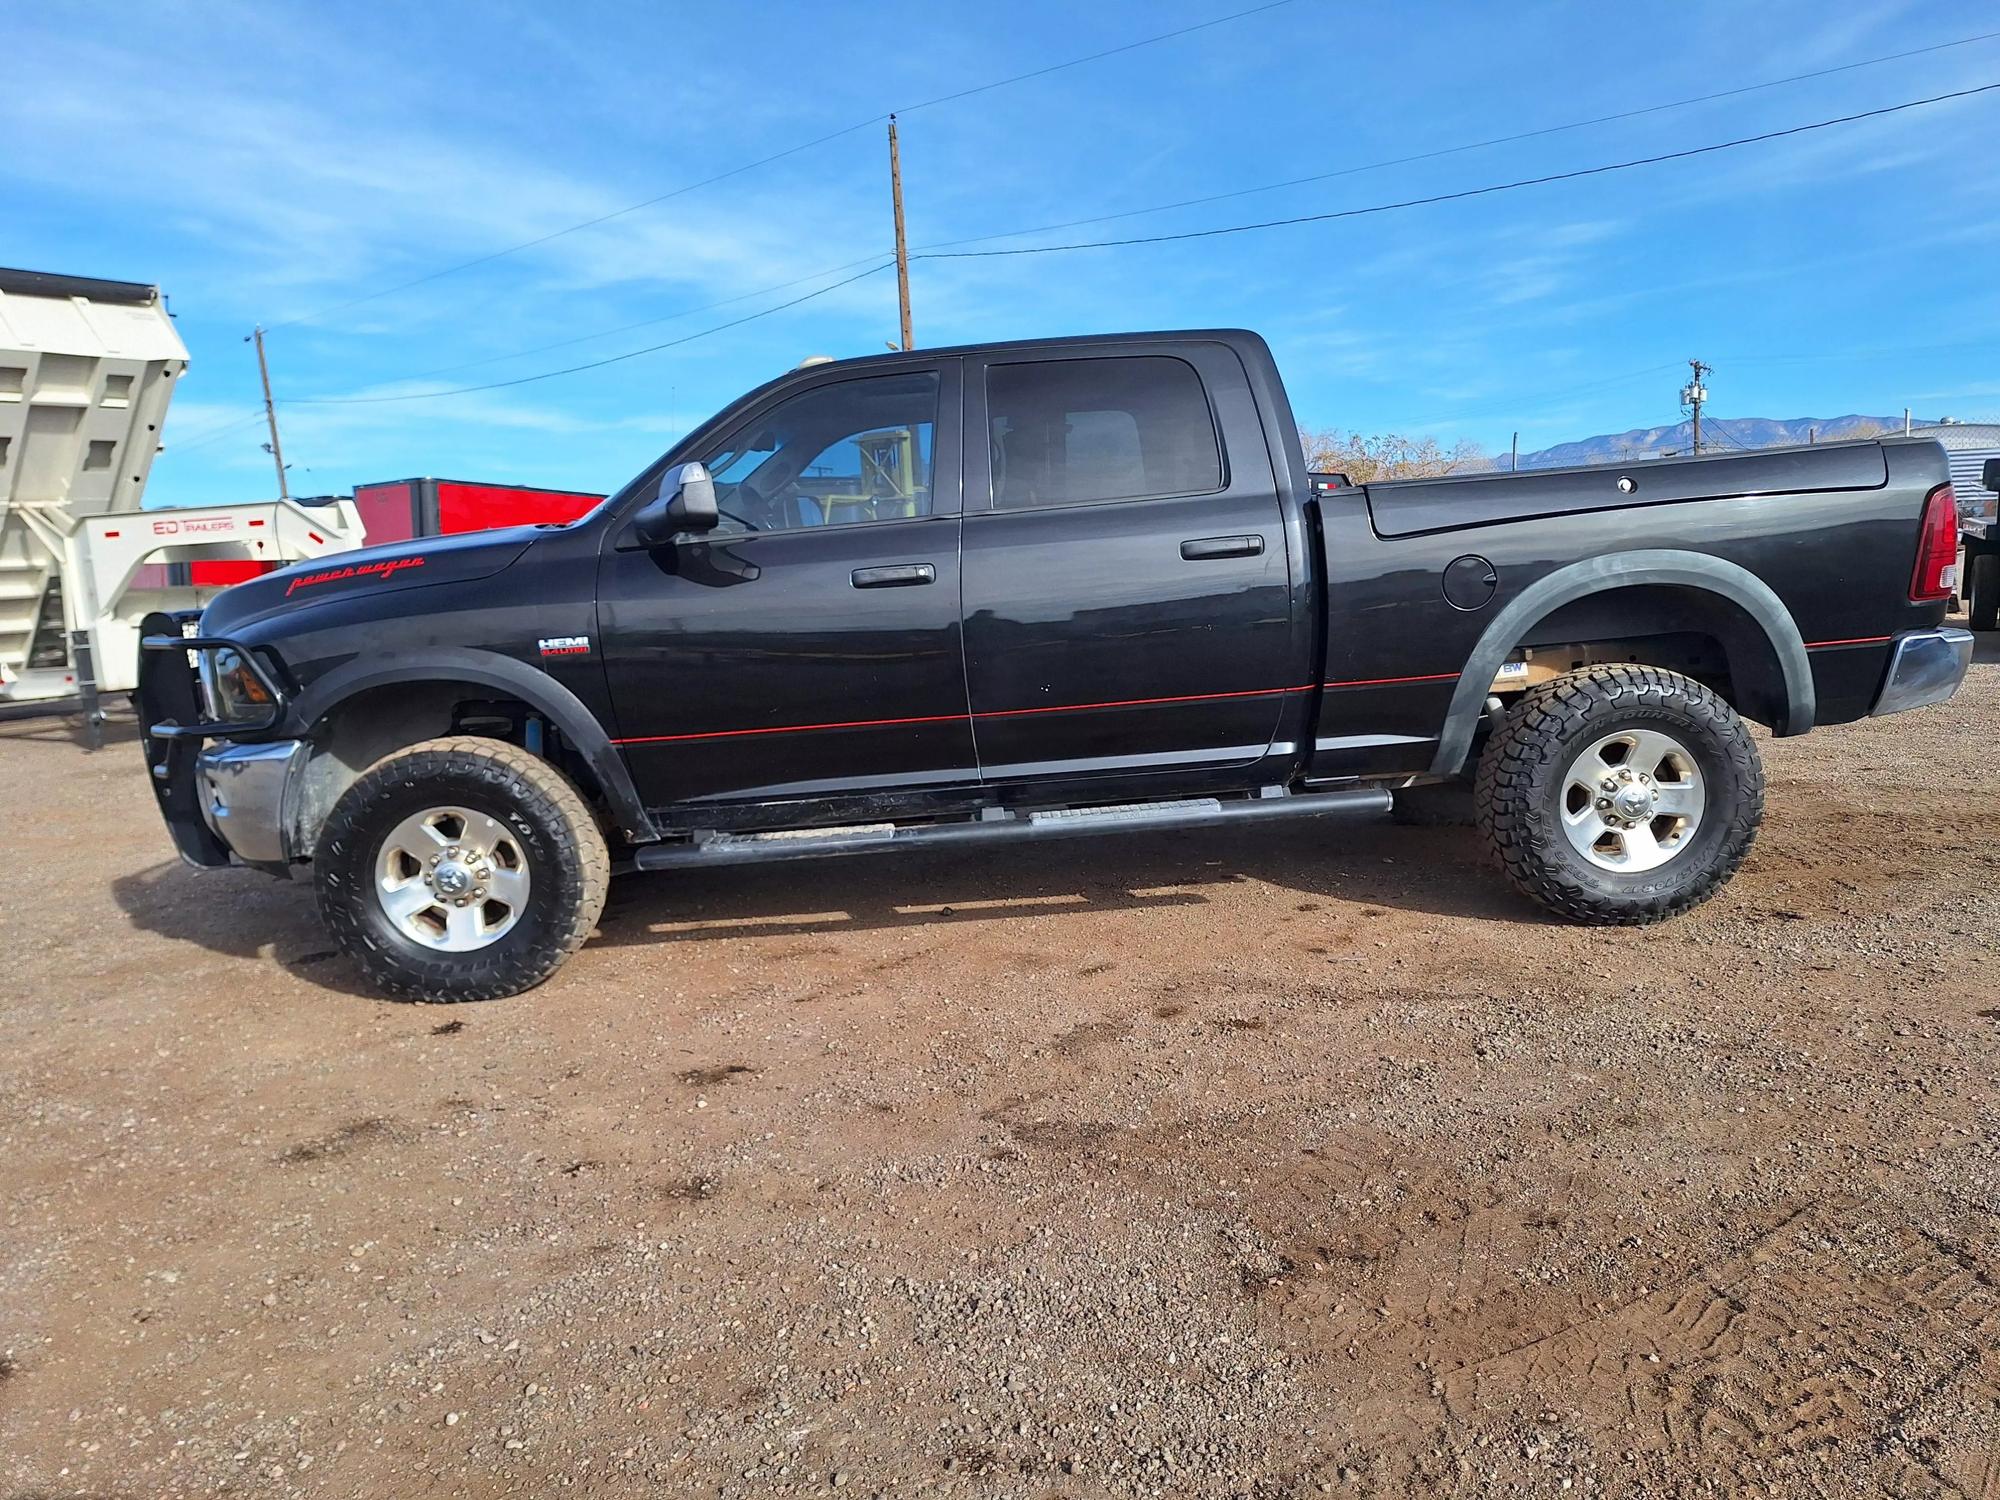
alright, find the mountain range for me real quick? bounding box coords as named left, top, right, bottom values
left=1512, top=415, right=1912, bottom=471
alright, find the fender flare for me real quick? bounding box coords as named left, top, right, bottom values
left=288, top=648, right=657, bottom=841
left=1431, top=549, right=1814, bottom=776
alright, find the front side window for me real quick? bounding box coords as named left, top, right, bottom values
left=986, top=355, right=1222, bottom=510
left=698, top=371, right=938, bottom=534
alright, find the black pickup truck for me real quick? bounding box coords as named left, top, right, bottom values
left=140, top=330, right=1972, bottom=1001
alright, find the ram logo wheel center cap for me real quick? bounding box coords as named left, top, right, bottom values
left=1615, top=786, right=1654, bottom=819
left=434, top=863, right=472, bottom=897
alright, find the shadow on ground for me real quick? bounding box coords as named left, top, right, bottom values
left=0, top=709, right=143, bottom=751
left=110, top=814, right=1534, bottom=992
left=109, top=859, right=387, bottom=997
left=593, top=815, right=1534, bottom=948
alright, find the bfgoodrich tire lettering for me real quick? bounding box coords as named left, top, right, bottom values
left=315, top=737, right=609, bottom=1001
left=1474, top=665, right=1763, bottom=924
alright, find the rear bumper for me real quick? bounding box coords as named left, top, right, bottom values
left=1870, top=627, right=1973, bottom=717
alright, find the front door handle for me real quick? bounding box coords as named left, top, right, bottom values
left=1180, top=534, right=1264, bottom=561
left=851, top=563, right=937, bottom=589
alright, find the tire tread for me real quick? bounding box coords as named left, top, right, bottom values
left=1473, top=664, right=1763, bottom=925
left=315, top=736, right=609, bottom=1002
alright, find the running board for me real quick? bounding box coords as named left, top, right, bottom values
left=630, top=787, right=1393, bottom=872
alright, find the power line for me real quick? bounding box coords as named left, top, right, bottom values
left=1703, top=413, right=1751, bottom=450
left=893, top=0, right=1300, bottom=114
left=283, top=262, right=894, bottom=404
left=911, top=80, right=2000, bottom=260
left=282, top=81, right=1997, bottom=408
left=167, top=408, right=265, bottom=444
left=386, top=251, right=893, bottom=382
left=1391, top=362, right=1684, bottom=431
left=165, top=410, right=271, bottom=454
left=913, top=27, right=2000, bottom=254
left=1719, top=333, right=2000, bottom=364
left=305, top=28, right=2000, bottom=397
left=263, top=0, right=1305, bottom=332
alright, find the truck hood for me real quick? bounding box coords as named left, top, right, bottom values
left=201, top=527, right=539, bottom=635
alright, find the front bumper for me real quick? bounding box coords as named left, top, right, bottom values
left=137, top=609, right=296, bottom=869
left=1870, top=626, right=1973, bottom=717
left=194, top=739, right=307, bottom=866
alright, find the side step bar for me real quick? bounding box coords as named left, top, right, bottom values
left=631, top=787, right=1392, bottom=872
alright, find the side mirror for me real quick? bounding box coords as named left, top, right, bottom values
left=1983, top=457, right=2000, bottom=495
left=634, top=462, right=718, bottom=545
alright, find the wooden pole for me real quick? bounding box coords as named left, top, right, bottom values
left=888, top=116, right=913, bottom=350
left=251, top=326, right=289, bottom=500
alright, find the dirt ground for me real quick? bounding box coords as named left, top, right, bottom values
left=2, top=630, right=1997, bottom=1500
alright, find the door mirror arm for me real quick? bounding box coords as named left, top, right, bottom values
left=631, top=462, right=719, bottom=547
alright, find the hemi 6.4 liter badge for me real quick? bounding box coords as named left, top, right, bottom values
left=537, top=635, right=592, bottom=657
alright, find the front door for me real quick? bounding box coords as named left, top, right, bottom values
left=597, top=363, right=973, bottom=810
left=959, top=343, right=1299, bottom=783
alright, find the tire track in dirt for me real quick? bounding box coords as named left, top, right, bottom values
left=1434, top=1200, right=2000, bottom=1483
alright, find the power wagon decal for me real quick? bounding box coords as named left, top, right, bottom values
left=285, top=555, right=427, bottom=596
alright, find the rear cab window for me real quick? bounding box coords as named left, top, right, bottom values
left=985, top=355, right=1223, bottom=510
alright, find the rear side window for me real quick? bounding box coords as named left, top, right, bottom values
left=986, top=356, right=1221, bottom=510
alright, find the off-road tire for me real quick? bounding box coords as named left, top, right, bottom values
left=1474, top=665, right=1762, bottom=925
left=315, top=737, right=609, bottom=1001
left=1968, top=550, right=1999, bottom=632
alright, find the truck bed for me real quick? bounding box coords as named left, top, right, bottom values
left=1309, top=434, right=1951, bottom=779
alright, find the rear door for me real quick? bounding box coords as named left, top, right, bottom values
left=958, top=342, right=1298, bottom=783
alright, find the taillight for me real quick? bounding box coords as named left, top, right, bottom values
left=1910, top=482, right=1959, bottom=603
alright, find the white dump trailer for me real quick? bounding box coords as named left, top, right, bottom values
left=0, top=267, right=364, bottom=736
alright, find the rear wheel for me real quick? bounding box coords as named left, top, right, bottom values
left=1968, top=549, right=1999, bottom=632
left=314, top=737, right=609, bottom=1001
left=1474, top=665, right=1762, bottom=924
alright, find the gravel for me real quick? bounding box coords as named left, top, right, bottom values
left=1, top=626, right=1995, bottom=1497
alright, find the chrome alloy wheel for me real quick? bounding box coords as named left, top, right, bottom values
left=373, top=806, right=530, bottom=952
left=1559, top=728, right=1706, bottom=873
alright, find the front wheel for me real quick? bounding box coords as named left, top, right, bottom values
left=314, top=737, right=609, bottom=1001
left=1474, top=665, right=1763, bottom=925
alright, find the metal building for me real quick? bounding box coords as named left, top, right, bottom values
left=1906, top=419, right=2000, bottom=533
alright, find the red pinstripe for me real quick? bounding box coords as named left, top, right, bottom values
left=610, top=671, right=1467, bottom=747
left=1321, top=670, right=1462, bottom=689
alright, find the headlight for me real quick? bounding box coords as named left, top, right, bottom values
left=209, top=646, right=274, bottom=719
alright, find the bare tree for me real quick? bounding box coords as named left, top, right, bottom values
left=1300, top=427, right=1488, bottom=482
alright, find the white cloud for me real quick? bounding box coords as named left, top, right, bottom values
left=0, top=10, right=883, bottom=334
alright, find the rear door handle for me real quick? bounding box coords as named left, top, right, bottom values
left=851, top=563, right=937, bottom=588
left=1180, top=534, right=1264, bottom=560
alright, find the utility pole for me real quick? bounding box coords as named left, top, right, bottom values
left=1681, top=358, right=1710, bottom=455
left=1509, top=431, right=1519, bottom=472
left=249, top=326, right=290, bottom=500
left=887, top=115, right=913, bottom=351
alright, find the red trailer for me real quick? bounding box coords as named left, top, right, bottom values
left=353, top=477, right=605, bottom=544
left=144, top=480, right=603, bottom=593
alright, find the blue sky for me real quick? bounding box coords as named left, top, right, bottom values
left=8, top=0, right=2000, bottom=506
